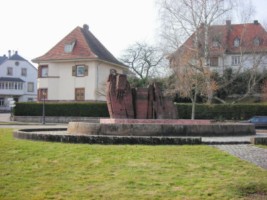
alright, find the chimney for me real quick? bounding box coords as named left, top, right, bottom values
left=254, top=20, right=259, bottom=25
left=83, top=24, right=89, bottom=31
left=8, top=50, right=11, bottom=58
left=226, top=20, right=231, bottom=33
left=15, top=51, right=18, bottom=55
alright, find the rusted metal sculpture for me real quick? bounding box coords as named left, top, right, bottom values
left=106, top=73, right=177, bottom=119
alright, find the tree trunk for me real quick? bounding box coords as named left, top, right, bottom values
left=191, top=89, right=198, bottom=120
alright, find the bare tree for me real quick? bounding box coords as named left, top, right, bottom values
left=168, top=41, right=217, bottom=119
left=120, top=42, right=165, bottom=82
left=158, top=0, right=267, bottom=118
left=158, top=0, right=233, bottom=54
left=158, top=0, right=233, bottom=118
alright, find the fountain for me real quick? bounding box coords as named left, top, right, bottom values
left=14, top=73, right=256, bottom=145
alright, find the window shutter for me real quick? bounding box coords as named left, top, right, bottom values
left=38, top=89, right=41, bottom=101
left=38, top=66, right=41, bottom=78
left=84, top=65, right=88, bottom=76
left=72, top=66, right=76, bottom=76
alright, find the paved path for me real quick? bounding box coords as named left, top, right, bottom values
left=0, top=113, right=11, bottom=122
left=213, top=145, right=267, bottom=169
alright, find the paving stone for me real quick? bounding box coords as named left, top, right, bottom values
left=213, top=144, right=267, bottom=169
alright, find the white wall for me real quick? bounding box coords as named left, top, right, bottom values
left=38, top=60, right=125, bottom=101
left=210, top=53, right=267, bottom=74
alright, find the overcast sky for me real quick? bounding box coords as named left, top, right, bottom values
left=0, top=0, right=266, bottom=66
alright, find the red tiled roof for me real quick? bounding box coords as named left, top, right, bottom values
left=32, top=24, right=124, bottom=66
left=227, top=23, right=267, bottom=53
left=172, top=21, right=267, bottom=59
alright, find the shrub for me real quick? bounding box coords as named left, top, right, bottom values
left=176, top=103, right=267, bottom=120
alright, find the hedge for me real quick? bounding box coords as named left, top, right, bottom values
left=176, top=103, right=267, bottom=120
left=14, top=102, right=110, bottom=117
left=14, top=102, right=267, bottom=120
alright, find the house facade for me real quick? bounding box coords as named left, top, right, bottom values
left=0, top=51, right=37, bottom=111
left=32, top=24, right=128, bottom=102
left=169, top=20, right=267, bottom=74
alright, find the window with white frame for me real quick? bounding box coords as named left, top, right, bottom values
left=0, top=98, right=4, bottom=106
left=253, top=37, right=261, bottom=46
left=77, top=65, right=85, bottom=77
left=212, top=37, right=220, bottom=48
left=27, top=98, right=34, bottom=102
left=41, top=66, right=48, bottom=77
left=9, top=82, right=14, bottom=89
left=39, top=65, right=48, bottom=77
left=0, top=82, right=4, bottom=89
left=234, top=38, right=240, bottom=47
left=64, top=40, right=76, bottom=53
left=72, top=65, right=88, bottom=77
left=21, top=68, right=27, bottom=76
left=27, top=82, right=34, bottom=92
left=7, top=67, right=13, bottom=76
left=232, top=56, right=241, bottom=66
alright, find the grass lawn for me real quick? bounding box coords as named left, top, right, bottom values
left=1, top=128, right=267, bottom=200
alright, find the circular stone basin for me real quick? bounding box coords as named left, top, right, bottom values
left=13, top=119, right=256, bottom=145
left=67, top=119, right=256, bottom=137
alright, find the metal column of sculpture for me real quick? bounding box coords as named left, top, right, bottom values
left=106, top=73, right=177, bottom=119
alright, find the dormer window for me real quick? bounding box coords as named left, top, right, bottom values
left=64, top=40, right=76, bottom=53
left=212, top=36, right=221, bottom=48
left=212, top=40, right=220, bottom=48
left=234, top=37, right=240, bottom=47
left=253, top=37, right=261, bottom=46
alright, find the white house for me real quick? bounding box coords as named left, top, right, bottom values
left=0, top=51, right=37, bottom=111
left=32, top=24, right=128, bottom=102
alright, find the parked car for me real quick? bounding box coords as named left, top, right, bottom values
left=245, top=116, right=267, bottom=128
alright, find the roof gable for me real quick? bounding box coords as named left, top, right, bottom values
left=9, top=52, right=27, bottom=61
left=32, top=24, right=125, bottom=67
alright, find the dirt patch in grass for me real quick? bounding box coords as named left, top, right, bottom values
left=244, top=193, right=267, bottom=200
left=237, top=183, right=267, bottom=200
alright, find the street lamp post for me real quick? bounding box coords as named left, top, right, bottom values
left=42, top=91, right=46, bottom=125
